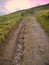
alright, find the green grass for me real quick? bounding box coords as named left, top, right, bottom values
left=34, top=10, right=49, bottom=33
left=0, top=12, right=24, bottom=44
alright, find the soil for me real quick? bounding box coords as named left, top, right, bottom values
left=0, top=16, right=49, bottom=65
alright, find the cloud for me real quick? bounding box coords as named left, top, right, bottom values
left=4, top=0, right=32, bottom=14
left=0, top=0, right=49, bottom=15
left=0, top=0, right=9, bottom=15
left=30, top=0, right=49, bottom=6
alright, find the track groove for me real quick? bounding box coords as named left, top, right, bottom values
left=11, top=20, right=26, bottom=65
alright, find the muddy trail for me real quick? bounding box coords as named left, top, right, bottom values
left=0, top=16, right=49, bottom=65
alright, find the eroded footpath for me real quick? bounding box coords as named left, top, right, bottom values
left=22, top=16, right=49, bottom=65
left=0, top=16, right=49, bottom=65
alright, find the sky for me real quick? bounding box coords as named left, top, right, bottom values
left=0, top=0, right=49, bottom=15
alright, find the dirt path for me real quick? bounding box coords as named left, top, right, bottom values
left=22, top=16, right=49, bottom=65
left=0, top=16, right=49, bottom=65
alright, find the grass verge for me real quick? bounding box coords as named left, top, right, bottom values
left=0, top=12, right=24, bottom=45
left=34, top=10, right=49, bottom=34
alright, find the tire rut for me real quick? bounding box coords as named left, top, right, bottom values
left=11, top=21, right=26, bottom=65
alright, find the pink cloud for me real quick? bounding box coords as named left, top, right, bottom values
left=4, top=0, right=32, bottom=13
left=0, top=0, right=49, bottom=15
left=29, top=0, right=49, bottom=6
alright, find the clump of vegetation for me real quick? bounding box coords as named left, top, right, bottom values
left=0, top=12, right=24, bottom=45
left=34, top=10, right=49, bottom=33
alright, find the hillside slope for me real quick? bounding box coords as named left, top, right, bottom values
left=0, top=4, right=49, bottom=44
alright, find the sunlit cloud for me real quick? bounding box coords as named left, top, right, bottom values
left=30, top=0, right=49, bottom=6
left=0, top=0, right=49, bottom=15
left=3, top=0, right=32, bottom=14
